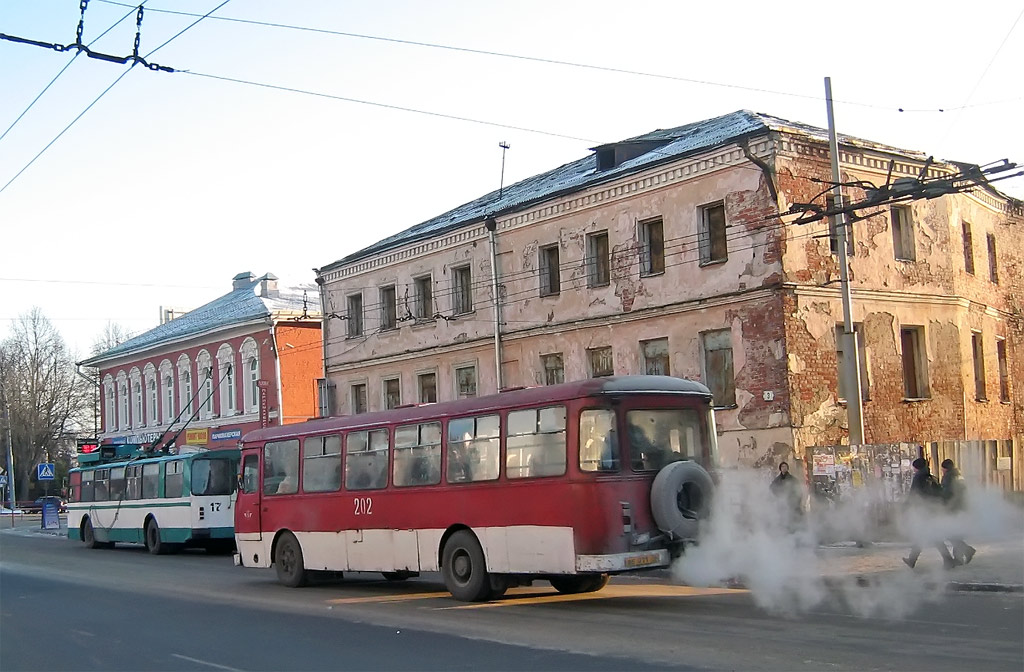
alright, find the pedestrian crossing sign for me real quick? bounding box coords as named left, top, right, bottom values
left=37, top=463, right=55, bottom=480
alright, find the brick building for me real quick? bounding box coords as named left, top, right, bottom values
left=81, top=272, right=322, bottom=451
left=314, top=110, right=1022, bottom=467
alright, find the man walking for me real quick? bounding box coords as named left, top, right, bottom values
left=940, top=458, right=976, bottom=565
left=903, top=457, right=959, bottom=570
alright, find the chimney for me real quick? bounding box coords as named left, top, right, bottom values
left=232, top=272, right=255, bottom=290
left=259, top=273, right=279, bottom=298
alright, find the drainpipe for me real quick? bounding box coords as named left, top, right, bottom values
left=270, top=323, right=285, bottom=426
left=485, top=217, right=503, bottom=390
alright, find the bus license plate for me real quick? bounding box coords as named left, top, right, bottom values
left=625, top=553, right=660, bottom=568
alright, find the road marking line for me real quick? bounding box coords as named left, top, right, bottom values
left=436, top=584, right=744, bottom=609
left=171, top=654, right=243, bottom=671
left=326, top=590, right=453, bottom=605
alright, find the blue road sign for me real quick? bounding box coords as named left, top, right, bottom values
left=37, top=463, right=55, bottom=480
left=0, top=474, right=7, bottom=486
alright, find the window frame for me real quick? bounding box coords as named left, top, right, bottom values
left=586, top=231, right=611, bottom=287
left=987, top=233, right=998, bottom=284
left=971, top=331, right=987, bottom=402
left=891, top=205, right=916, bottom=261
left=639, top=217, right=665, bottom=276
left=379, top=285, right=398, bottom=331
left=454, top=364, right=477, bottom=399
left=541, top=352, right=564, bottom=385
left=417, top=370, right=438, bottom=404
left=996, top=338, right=1010, bottom=403
left=641, top=337, right=670, bottom=376
left=900, top=325, right=930, bottom=400
left=347, top=293, right=364, bottom=337
left=539, top=244, right=561, bottom=296
left=587, top=346, right=614, bottom=378
left=413, top=275, right=434, bottom=320
left=701, top=329, right=736, bottom=408
left=351, top=381, right=368, bottom=414
left=452, top=265, right=473, bottom=315
left=699, top=201, right=728, bottom=265
left=962, top=220, right=975, bottom=275
left=835, top=323, right=871, bottom=402
left=383, top=376, right=401, bottom=410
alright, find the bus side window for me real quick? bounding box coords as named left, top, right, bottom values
left=579, top=409, right=619, bottom=472
left=345, top=429, right=389, bottom=491
left=303, top=435, right=342, bottom=493
left=264, top=440, right=300, bottom=495
left=506, top=406, right=567, bottom=479
left=126, top=466, right=142, bottom=500
left=94, top=469, right=109, bottom=501
left=80, top=470, right=95, bottom=502
left=108, top=467, right=126, bottom=500
left=241, top=454, right=259, bottom=494
left=165, top=461, right=183, bottom=498
left=393, top=422, right=441, bottom=487
left=446, top=415, right=500, bottom=484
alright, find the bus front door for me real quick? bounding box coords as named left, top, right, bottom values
left=235, top=451, right=262, bottom=543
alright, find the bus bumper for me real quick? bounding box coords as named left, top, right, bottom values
left=576, top=549, right=670, bottom=573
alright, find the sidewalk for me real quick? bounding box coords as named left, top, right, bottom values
left=816, top=537, right=1024, bottom=592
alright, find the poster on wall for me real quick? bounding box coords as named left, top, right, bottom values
left=812, top=453, right=836, bottom=476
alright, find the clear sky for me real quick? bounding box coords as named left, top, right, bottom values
left=2, top=0, right=1022, bottom=359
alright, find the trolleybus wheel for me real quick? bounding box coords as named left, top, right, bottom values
left=82, top=518, right=113, bottom=550
left=650, top=460, right=714, bottom=540
left=145, top=519, right=167, bottom=555
left=550, top=573, right=610, bottom=594
left=275, top=532, right=308, bottom=587
left=441, top=530, right=492, bottom=602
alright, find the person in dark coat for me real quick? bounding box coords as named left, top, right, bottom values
left=941, top=459, right=976, bottom=565
left=903, top=457, right=958, bottom=569
left=770, top=461, right=803, bottom=524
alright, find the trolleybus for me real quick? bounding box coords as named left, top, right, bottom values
left=68, top=445, right=240, bottom=553
left=234, top=375, right=717, bottom=600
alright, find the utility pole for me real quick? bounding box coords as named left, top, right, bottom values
left=488, top=141, right=511, bottom=391
left=825, top=77, right=865, bottom=446
left=1, top=384, right=16, bottom=524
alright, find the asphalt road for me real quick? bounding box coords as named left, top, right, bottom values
left=1, top=524, right=1022, bottom=671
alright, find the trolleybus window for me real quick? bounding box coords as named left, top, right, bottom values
left=446, top=414, right=500, bottom=483
left=303, top=435, right=342, bottom=493
left=506, top=405, right=567, bottom=478
left=627, top=408, right=702, bottom=471
left=394, top=422, right=441, bottom=487
left=345, top=429, right=389, bottom=491
left=264, top=440, right=300, bottom=495
left=126, top=465, right=142, bottom=500
left=241, top=454, right=259, bottom=494
left=579, top=409, right=619, bottom=472
left=109, top=466, right=126, bottom=500
left=192, top=457, right=237, bottom=496
left=142, top=463, right=160, bottom=499
left=94, top=468, right=110, bottom=501
left=165, top=460, right=184, bottom=498
left=80, top=470, right=94, bottom=502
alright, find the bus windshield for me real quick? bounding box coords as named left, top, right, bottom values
left=191, top=458, right=237, bottom=496
left=626, top=408, right=704, bottom=471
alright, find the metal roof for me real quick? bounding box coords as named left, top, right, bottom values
left=320, top=109, right=922, bottom=270
left=80, top=273, right=318, bottom=366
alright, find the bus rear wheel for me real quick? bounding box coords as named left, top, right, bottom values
left=550, top=573, right=610, bottom=595
left=275, top=532, right=308, bottom=587
left=442, top=530, right=492, bottom=602
left=145, top=519, right=167, bottom=555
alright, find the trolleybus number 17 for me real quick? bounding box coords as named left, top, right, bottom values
left=353, top=497, right=373, bottom=515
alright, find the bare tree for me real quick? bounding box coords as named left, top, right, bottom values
left=0, top=308, right=92, bottom=500
left=80, top=321, right=134, bottom=438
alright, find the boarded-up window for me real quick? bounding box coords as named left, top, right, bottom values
left=539, top=244, right=560, bottom=296
left=587, top=346, right=614, bottom=378
left=700, top=202, right=728, bottom=264
left=901, top=326, right=930, bottom=399
left=380, top=285, right=397, bottom=330
left=453, top=266, right=473, bottom=314
left=351, top=383, right=367, bottom=414
left=347, top=294, right=363, bottom=336
left=586, top=232, right=610, bottom=287
left=835, top=324, right=870, bottom=401
left=962, top=221, right=975, bottom=275
left=891, top=205, right=915, bottom=261
left=418, top=372, right=437, bottom=403
left=972, top=331, right=986, bottom=401
left=541, top=353, right=564, bottom=385
left=702, top=329, right=736, bottom=407
left=996, top=338, right=1010, bottom=403
left=642, top=338, right=670, bottom=376
left=455, top=365, right=477, bottom=398
left=639, top=217, right=664, bottom=275
left=987, top=233, right=998, bottom=284
left=383, top=377, right=401, bottom=409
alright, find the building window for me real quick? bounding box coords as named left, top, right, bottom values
left=452, top=266, right=473, bottom=314
left=132, top=379, right=143, bottom=429
left=316, top=378, right=334, bottom=417
left=827, top=194, right=854, bottom=257
left=418, top=372, right=437, bottom=403
left=218, top=344, right=236, bottom=416
left=240, top=338, right=259, bottom=414
left=639, top=217, right=664, bottom=276
left=962, top=220, right=975, bottom=275
left=587, top=346, right=614, bottom=378
left=383, top=377, right=401, bottom=410
left=586, top=231, right=610, bottom=287
left=891, top=205, right=915, bottom=261
left=987, top=233, right=998, bottom=284
left=103, top=378, right=115, bottom=432
left=541, top=353, right=564, bottom=385
left=347, top=294, right=363, bottom=337
left=900, top=326, right=930, bottom=399
left=455, top=365, right=477, bottom=398
left=351, top=383, right=368, bottom=414
left=699, top=202, right=728, bottom=264
left=414, top=275, right=433, bottom=320
left=641, top=338, right=670, bottom=376
left=539, top=244, right=560, bottom=296
left=972, top=331, right=986, bottom=402
left=177, top=355, right=192, bottom=417
left=835, top=324, right=870, bottom=401
left=203, top=370, right=214, bottom=418
left=163, top=374, right=174, bottom=424
left=147, top=378, right=158, bottom=426
left=702, top=329, right=736, bottom=407
left=118, top=380, right=129, bottom=430
left=996, top=338, right=1010, bottom=403
left=380, top=285, right=397, bottom=330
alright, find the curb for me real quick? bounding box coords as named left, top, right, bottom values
left=946, top=581, right=1023, bottom=593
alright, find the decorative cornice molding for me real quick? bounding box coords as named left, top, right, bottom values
left=785, top=283, right=1014, bottom=321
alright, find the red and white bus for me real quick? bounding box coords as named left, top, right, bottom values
left=233, top=375, right=717, bottom=601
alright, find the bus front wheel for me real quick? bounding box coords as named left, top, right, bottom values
left=550, top=573, right=610, bottom=594
left=275, top=532, right=308, bottom=587
left=442, top=530, right=492, bottom=602
left=82, top=518, right=113, bottom=550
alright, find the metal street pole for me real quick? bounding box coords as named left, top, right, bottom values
left=1, top=385, right=16, bottom=525
left=825, top=76, right=865, bottom=446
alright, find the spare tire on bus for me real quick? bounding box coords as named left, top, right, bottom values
left=650, top=460, right=714, bottom=540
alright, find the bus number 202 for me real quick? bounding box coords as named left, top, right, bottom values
left=353, top=497, right=373, bottom=515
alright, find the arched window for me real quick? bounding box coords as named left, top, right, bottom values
left=159, top=360, right=174, bottom=424
left=240, top=337, right=259, bottom=413
left=129, top=368, right=143, bottom=429
left=177, top=355, right=193, bottom=416
left=197, top=350, right=214, bottom=420
left=117, top=371, right=128, bottom=430
left=144, top=363, right=158, bottom=427
left=217, top=343, right=236, bottom=416
left=103, top=375, right=115, bottom=432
